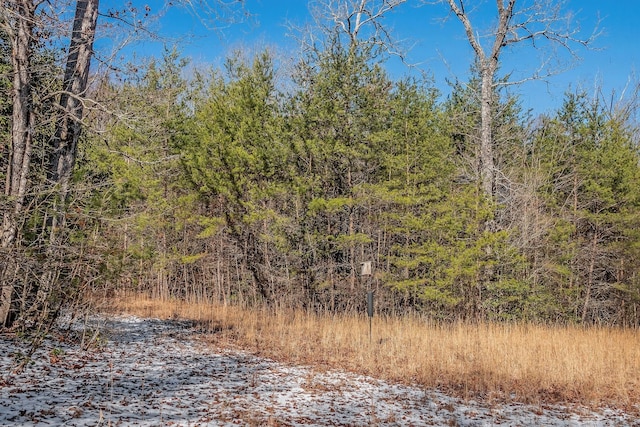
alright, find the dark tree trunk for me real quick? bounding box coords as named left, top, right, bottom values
left=49, top=0, right=99, bottom=199
left=22, top=0, right=100, bottom=326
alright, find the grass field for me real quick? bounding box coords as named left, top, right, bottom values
left=101, top=295, right=640, bottom=411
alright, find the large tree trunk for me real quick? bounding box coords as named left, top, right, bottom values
left=23, top=0, right=99, bottom=326
left=0, top=0, right=36, bottom=327
left=49, top=0, right=99, bottom=199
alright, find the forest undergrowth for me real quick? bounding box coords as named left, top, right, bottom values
left=99, top=294, right=640, bottom=413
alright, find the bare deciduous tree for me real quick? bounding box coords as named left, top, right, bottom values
left=432, top=0, right=597, bottom=200
left=299, top=0, right=406, bottom=59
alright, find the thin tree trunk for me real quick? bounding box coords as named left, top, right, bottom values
left=479, top=68, right=495, bottom=199
left=582, top=229, right=598, bottom=323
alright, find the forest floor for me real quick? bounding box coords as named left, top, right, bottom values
left=0, top=314, right=637, bottom=426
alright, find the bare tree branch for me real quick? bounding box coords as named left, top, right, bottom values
left=303, top=0, right=407, bottom=60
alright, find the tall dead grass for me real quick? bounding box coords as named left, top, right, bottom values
left=103, top=295, right=640, bottom=410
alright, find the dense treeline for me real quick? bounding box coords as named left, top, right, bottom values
left=80, top=42, right=640, bottom=325
left=2, top=1, right=640, bottom=330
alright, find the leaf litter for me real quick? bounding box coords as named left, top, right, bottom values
left=0, top=315, right=635, bottom=426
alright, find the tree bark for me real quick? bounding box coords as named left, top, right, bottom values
left=479, top=67, right=495, bottom=198
left=0, top=0, right=36, bottom=327
left=49, top=0, right=99, bottom=199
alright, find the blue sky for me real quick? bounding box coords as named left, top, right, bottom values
left=102, top=1, right=639, bottom=115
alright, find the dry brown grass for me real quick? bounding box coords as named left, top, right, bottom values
left=101, top=294, right=640, bottom=410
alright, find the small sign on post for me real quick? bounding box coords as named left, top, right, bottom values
left=361, top=261, right=372, bottom=276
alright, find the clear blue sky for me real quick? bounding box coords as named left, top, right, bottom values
left=101, top=0, right=639, bottom=115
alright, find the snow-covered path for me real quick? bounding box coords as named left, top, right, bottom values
left=0, top=316, right=635, bottom=426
